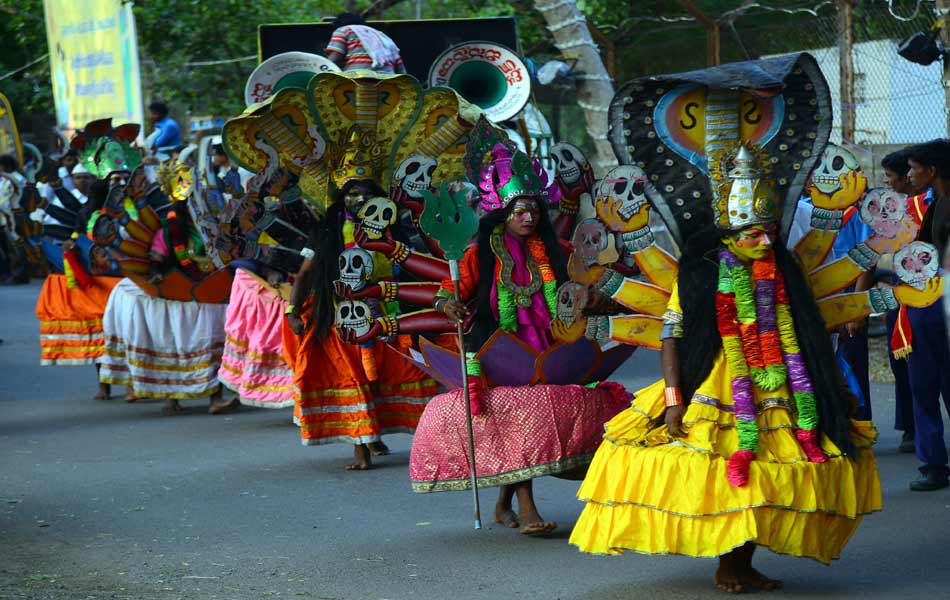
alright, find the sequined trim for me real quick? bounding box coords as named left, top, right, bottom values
left=411, top=453, right=594, bottom=492
left=809, top=207, right=844, bottom=231
left=869, top=287, right=899, bottom=312
left=847, top=242, right=880, bottom=271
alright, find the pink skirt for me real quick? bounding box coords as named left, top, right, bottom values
left=410, top=383, right=631, bottom=492
left=217, top=270, right=294, bottom=408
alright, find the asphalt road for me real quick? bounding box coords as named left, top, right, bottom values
left=1, top=280, right=949, bottom=600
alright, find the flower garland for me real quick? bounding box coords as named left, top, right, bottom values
left=491, top=224, right=557, bottom=332
left=716, top=248, right=825, bottom=487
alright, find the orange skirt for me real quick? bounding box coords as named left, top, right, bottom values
left=35, top=274, right=122, bottom=366
left=282, top=307, right=439, bottom=446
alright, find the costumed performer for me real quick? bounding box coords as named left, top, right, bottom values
left=569, top=54, right=944, bottom=592
left=410, top=143, right=631, bottom=536
left=284, top=175, right=440, bottom=470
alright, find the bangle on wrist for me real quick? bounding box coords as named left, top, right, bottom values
left=433, top=297, right=448, bottom=313
left=663, top=387, right=684, bottom=407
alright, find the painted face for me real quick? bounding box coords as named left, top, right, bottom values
left=343, top=184, right=370, bottom=215
left=505, top=197, right=541, bottom=238
left=723, top=224, right=775, bottom=262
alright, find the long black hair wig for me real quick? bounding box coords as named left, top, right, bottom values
left=466, top=197, right=569, bottom=351
left=306, top=179, right=388, bottom=339
left=676, top=224, right=856, bottom=455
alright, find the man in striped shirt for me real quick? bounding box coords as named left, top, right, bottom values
left=325, top=13, right=406, bottom=74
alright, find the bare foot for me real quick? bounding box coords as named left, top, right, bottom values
left=738, top=568, right=782, bottom=592
left=209, top=396, right=240, bottom=415
left=94, top=383, right=111, bottom=401
left=125, top=390, right=138, bottom=403
left=493, top=507, right=519, bottom=528
left=715, top=559, right=744, bottom=594
left=345, top=444, right=372, bottom=471
left=162, top=399, right=183, bottom=415
left=519, top=520, right=557, bottom=536
left=368, top=441, right=390, bottom=456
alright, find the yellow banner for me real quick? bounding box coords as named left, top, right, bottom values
left=44, top=0, right=143, bottom=130
left=0, top=93, right=23, bottom=166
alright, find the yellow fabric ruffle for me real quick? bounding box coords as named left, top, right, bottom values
left=569, top=351, right=882, bottom=565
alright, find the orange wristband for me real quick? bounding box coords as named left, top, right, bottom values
left=664, top=387, right=684, bottom=407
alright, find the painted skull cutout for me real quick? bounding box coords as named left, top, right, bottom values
left=860, top=188, right=906, bottom=239
left=572, top=218, right=609, bottom=265
left=895, top=241, right=938, bottom=290
left=598, top=165, right=648, bottom=219
left=551, top=142, right=590, bottom=187
left=812, top=143, right=861, bottom=195
left=357, top=197, right=398, bottom=239
left=335, top=300, right=373, bottom=337
left=556, top=281, right=590, bottom=327
left=392, top=155, right=438, bottom=199
left=337, top=247, right=375, bottom=292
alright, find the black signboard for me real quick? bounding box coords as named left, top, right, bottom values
left=257, top=17, right=519, bottom=82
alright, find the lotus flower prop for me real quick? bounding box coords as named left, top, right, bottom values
left=393, top=330, right=635, bottom=390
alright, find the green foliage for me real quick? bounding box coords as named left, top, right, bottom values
left=0, top=1, right=53, bottom=115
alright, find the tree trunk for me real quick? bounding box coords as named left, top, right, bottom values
left=532, top=0, right=617, bottom=173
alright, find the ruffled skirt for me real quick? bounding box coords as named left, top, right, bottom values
left=35, top=274, right=121, bottom=365
left=569, top=354, right=882, bottom=565
left=282, top=306, right=439, bottom=446
left=410, top=383, right=631, bottom=492
left=99, top=278, right=227, bottom=399
left=217, top=270, right=294, bottom=408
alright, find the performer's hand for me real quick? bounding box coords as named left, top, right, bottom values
left=333, top=280, right=379, bottom=300
left=338, top=320, right=382, bottom=345
left=286, top=312, right=305, bottom=336
left=354, top=226, right=396, bottom=255
left=568, top=254, right=605, bottom=286
left=665, top=404, right=687, bottom=437
left=810, top=171, right=867, bottom=211
left=551, top=318, right=586, bottom=344
left=596, top=196, right=649, bottom=233
left=842, top=319, right=865, bottom=338
left=893, top=277, right=944, bottom=308
left=441, top=298, right=469, bottom=322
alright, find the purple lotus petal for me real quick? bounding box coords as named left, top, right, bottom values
left=478, top=332, right=539, bottom=386
left=539, top=338, right=598, bottom=385
left=420, top=342, right=465, bottom=389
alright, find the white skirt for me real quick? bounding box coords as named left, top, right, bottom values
left=99, top=278, right=227, bottom=399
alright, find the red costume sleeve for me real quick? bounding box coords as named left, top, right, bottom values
left=440, top=245, right=479, bottom=301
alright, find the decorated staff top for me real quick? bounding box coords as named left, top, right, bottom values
left=419, top=184, right=478, bottom=261
left=608, top=53, right=831, bottom=245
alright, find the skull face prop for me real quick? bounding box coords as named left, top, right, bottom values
left=895, top=241, right=938, bottom=290
left=860, top=188, right=906, bottom=239
left=812, top=144, right=861, bottom=195
left=337, top=247, right=375, bottom=292
left=392, top=155, right=437, bottom=200
left=556, top=281, right=590, bottom=327
left=335, top=300, right=373, bottom=338
left=357, top=197, right=398, bottom=239
left=598, top=165, right=648, bottom=219
left=572, top=218, right=609, bottom=265
left=551, top=142, right=591, bottom=188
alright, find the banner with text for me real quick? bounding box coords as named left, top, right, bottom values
left=44, top=0, right=143, bottom=131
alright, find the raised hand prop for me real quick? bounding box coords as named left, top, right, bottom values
left=419, top=183, right=482, bottom=530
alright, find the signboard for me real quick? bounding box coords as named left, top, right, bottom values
left=258, top=17, right=519, bottom=82
left=43, top=0, right=144, bottom=130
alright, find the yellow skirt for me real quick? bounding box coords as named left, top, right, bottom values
left=569, top=352, right=882, bottom=564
